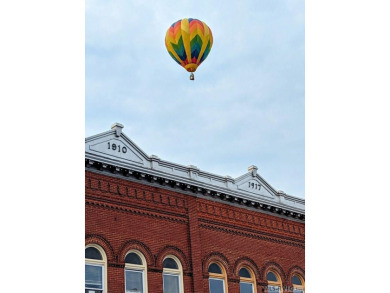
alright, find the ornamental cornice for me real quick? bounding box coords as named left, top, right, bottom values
left=85, top=124, right=305, bottom=221
left=86, top=165, right=305, bottom=222
left=198, top=222, right=305, bottom=249
left=196, top=201, right=304, bottom=236
left=85, top=197, right=188, bottom=225
left=199, top=219, right=305, bottom=246
left=86, top=176, right=188, bottom=213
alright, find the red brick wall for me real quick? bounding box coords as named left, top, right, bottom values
left=85, top=171, right=305, bottom=293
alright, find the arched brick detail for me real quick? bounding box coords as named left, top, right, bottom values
left=233, top=256, right=261, bottom=281
left=156, top=245, right=190, bottom=272
left=287, top=265, right=305, bottom=283
left=202, top=252, right=231, bottom=275
left=262, top=261, right=287, bottom=284
left=117, top=239, right=154, bottom=267
left=85, top=234, right=115, bottom=262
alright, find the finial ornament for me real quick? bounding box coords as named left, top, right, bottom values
left=248, top=165, right=258, bottom=177
left=111, top=123, right=124, bottom=137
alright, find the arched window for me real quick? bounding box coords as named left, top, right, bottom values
left=239, top=267, right=256, bottom=293
left=162, top=255, right=184, bottom=293
left=125, top=250, right=148, bottom=293
left=85, top=245, right=107, bottom=293
left=208, top=262, right=228, bottom=293
left=266, top=271, right=282, bottom=293
left=292, top=275, right=304, bottom=293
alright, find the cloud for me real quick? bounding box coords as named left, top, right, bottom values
left=86, top=0, right=305, bottom=198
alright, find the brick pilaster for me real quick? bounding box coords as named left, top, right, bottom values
left=187, top=197, right=204, bottom=293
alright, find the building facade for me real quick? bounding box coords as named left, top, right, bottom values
left=85, top=123, right=305, bottom=293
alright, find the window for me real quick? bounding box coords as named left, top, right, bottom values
left=208, top=262, right=228, bottom=293
left=239, top=267, right=256, bottom=293
left=292, top=275, right=304, bottom=293
left=125, top=250, right=148, bottom=293
left=163, top=256, right=184, bottom=293
left=266, top=271, right=282, bottom=293
left=85, top=245, right=107, bottom=293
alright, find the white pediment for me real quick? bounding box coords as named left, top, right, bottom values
left=85, top=125, right=306, bottom=214
left=85, top=123, right=149, bottom=167
left=234, top=166, right=276, bottom=199
left=236, top=176, right=275, bottom=199
left=89, top=138, right=144, bottom=164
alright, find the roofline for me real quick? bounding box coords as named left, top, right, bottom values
left=85, top=156, right=305, bottom=221
left=85, top=124, right=305, bottom=220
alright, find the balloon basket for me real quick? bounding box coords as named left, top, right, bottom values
left=190, top=73, right=194, bottom=81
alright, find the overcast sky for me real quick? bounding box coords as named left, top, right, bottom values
left=85, top=0, right=305, bottom=198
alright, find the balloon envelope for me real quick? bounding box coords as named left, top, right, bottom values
left=165, top=18, right=213, bottom=73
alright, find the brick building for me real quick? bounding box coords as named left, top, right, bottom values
left=85, top=123, right=305, bottom=293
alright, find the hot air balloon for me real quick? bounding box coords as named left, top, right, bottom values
left=165, top=18, right=213, bottom=80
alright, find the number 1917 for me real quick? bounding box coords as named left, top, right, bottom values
left=248, top=182, right=261, bottom=190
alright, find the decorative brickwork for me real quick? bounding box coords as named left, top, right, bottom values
left=261, top=261, right=287, bottom=283
left=117, top=239, right=154, bottom=266
left=85, top=127, right=305, bottom=293
left=156, top=245, right=191, bottom=272
left=233, top=257, right=261, bottom=280
left=86, top=168, right=305, bottom=293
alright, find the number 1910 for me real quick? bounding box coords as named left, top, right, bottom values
left=108, top=142, right=127, bottom=153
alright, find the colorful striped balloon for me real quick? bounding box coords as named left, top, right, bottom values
left=165, top=18, right=213, bottom=77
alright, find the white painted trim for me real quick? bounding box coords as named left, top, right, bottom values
left=85, top=244, right=108, bottom=293
left=162, top=255, right=184, bottom=293
left=124, top=250, right=148, bottom=293
left=85, top=126, right=305, bottom=213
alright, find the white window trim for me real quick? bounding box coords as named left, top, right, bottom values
left=85, top=263, right=104, bottom=290
left=124, top=250, right=148, bottom=293
left=125, top=269, right=145, bottom=293
left=85, top=244, right=107, bottom=293
left=162, top=255, right=184, bottom=293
